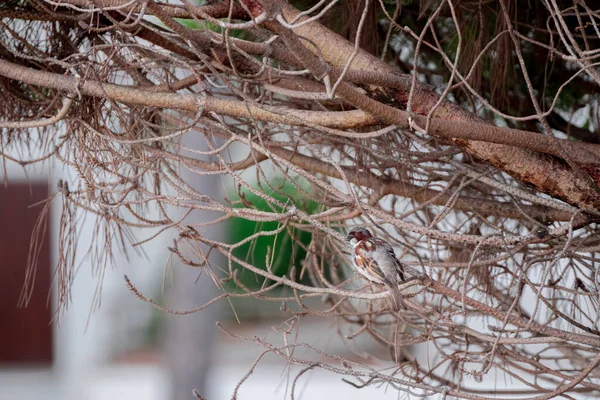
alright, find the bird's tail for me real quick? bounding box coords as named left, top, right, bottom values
left=386, top=282, right=406, bottom=311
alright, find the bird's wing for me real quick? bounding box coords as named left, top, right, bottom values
left=392, top=254, right=406, bottom=282
left=374, top=238, right=406, bottom=282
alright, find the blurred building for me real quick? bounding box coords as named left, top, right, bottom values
left=0, top=156, right=398, bottom=400
left=0, top=161, right=170, bottom=400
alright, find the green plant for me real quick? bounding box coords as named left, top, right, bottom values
left=227, top=180, right=322, bottom=290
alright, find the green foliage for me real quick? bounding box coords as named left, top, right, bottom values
left=176, top=18, right=245, bottom=38
left=227, top=180, right=321, bottom=290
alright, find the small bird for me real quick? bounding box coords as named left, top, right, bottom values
left=345, top=227, right=407, bottom=310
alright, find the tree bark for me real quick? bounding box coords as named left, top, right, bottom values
left=251, top=0, right=600, bottom=211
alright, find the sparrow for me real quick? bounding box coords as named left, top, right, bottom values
left=345, top=227, right=407, bottom=310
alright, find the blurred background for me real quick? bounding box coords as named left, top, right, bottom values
left=0, top=149, right=396, bottom=400
left=4, top=0, right=592, bottom=397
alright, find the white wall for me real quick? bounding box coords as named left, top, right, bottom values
left=0, top=153, right=168, bottom=400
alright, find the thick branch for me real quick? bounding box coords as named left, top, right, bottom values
left=0, top=58, right=372, bottom=128
left=3, top=56, right=600, bottom=211
left=270, top=147, right=575, bottom=223
left=3, top=58, right=597, bottom=160
left=254, top=0, right=600, bottom=211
